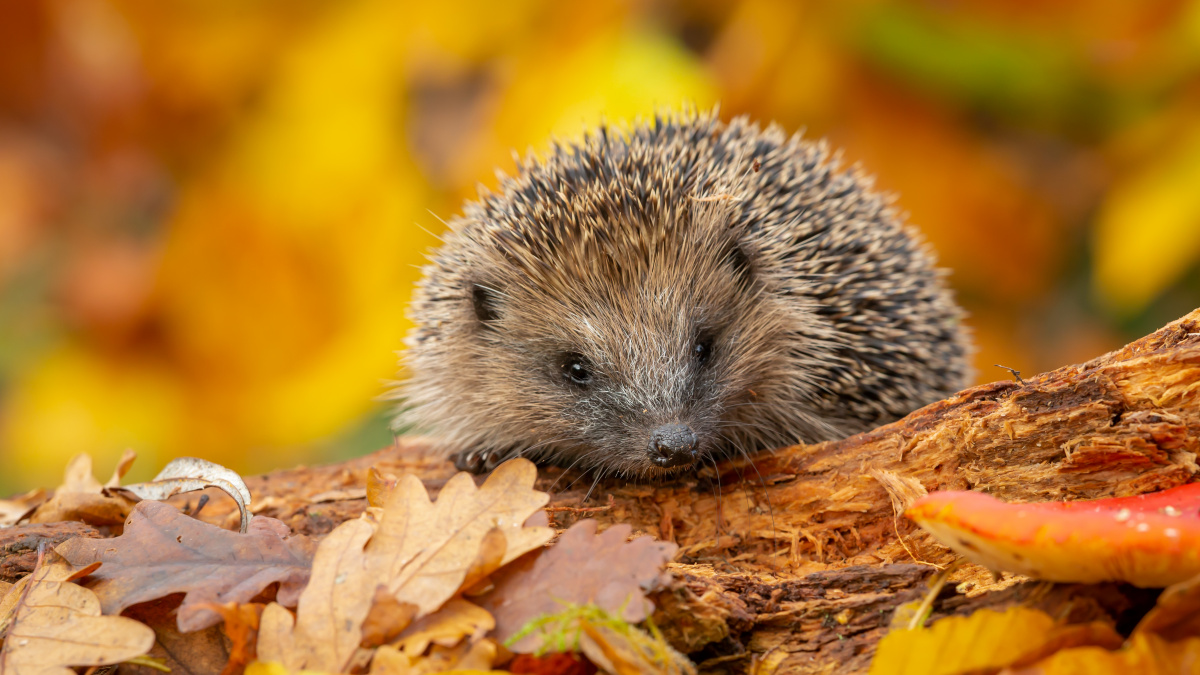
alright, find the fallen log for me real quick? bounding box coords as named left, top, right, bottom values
left=235, top=307, right=1200, bottom=673
left=3, top=309, right=1198, bottom=673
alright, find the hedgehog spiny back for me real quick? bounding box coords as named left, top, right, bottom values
left=395, top=109, right=972, bottom=478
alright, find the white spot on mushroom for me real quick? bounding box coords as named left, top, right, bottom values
left=1166, top=528, right=1180, bottom=538
left=1136, top=522, right=1150, bottom=532
left=1115, top=508, right=1132, bottom=522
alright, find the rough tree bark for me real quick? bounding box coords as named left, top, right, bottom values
left=4, top=310, right=1198, bottom=674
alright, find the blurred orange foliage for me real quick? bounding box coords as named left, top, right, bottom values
left=1, top=0, right=1199, bottom=493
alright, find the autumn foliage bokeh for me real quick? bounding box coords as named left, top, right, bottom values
left=2, top=0, right=1199, bottom=494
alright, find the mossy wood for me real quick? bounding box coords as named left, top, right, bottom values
left=3, top=310, right=1197, bottom=674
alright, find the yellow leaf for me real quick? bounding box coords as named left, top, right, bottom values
left=1, top=345, right=178, bottom=491
left=870, top=607, right=1121, bottom=675
left=370, top=640, right=502, bottom=674
left=244, top=661, right=337, bottom=675
left=1014, top=631, right=1200, bottom=674
left=484, top=26, right=717, bottom=187
left=1094, top=122, right=1200, bottom=314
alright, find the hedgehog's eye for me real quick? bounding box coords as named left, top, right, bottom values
left=694, top=337, right=713, bottom=367
left=562, top=353, right=592, bottom=387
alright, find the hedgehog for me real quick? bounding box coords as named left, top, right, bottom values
left=394, top=109, right=973, bottom=479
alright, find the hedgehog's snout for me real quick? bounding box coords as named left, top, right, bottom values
left=648, top=423, right=699, bottom=469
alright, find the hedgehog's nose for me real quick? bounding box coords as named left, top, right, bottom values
left=648, top=424, right=699, bottom=468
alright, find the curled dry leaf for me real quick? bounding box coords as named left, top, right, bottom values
left=906, top=484, right=1200, bottom=587
left=55, top=500, right=314, bottom=632
left=28, top=453, right=138, bottom=527
left=367, top=467, right=398, bottom=509
left=112, top=456, right=254, bottom=533
left=104, top=449, right=139, bottom=489
left=0, top=550, right=155, bottom=675
left=478, top=519, right=678, bottom=652
left=0, top=490, right=47, bottom=528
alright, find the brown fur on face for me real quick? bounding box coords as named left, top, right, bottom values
left=394, top=109, right=973, bottom=479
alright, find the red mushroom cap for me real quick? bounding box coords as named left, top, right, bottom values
left=905, top=483, right=1200, bottom=587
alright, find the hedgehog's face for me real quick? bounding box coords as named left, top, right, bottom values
left=400, top=113, right=973, bottom=480
left=455, top=223, right=792, bottom=479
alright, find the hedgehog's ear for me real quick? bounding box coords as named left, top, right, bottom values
left=725, top=241, right=754, bottom=288
left=471, top=283, right=502, bottom=327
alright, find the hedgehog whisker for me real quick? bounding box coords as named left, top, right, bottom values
left=704, top=452, right=737, bottom=567
left=581, top=469, right=606, bottom=504
left=546, top=442, right=600, bottom=492
left=729, top=435, right=780, bottom=560
left=561, top=446, right=611, bottom=492
left=705, top=452, right=725, bottom=538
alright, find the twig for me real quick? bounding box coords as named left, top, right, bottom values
left=907, top=559, right=962, bottom=630
left=994, top=364, right=1025, bottom=385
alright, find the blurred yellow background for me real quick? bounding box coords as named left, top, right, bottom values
left=2, top=0, right=1200, bottom=494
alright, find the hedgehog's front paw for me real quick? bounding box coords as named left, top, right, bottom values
left=451, top=448, right=508, bottom=474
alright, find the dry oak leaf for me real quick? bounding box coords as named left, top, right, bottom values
left=393, top=597, right=494, bottom=656
left=0, top=558, right=94, bottom=636
left=369, top=639, right=501, bottom=674
left=0, top=550, right=154, bottom=675
left=368, top=458, right=553, bottom=616
left=55, top=499, right=315, bottom=632
left=366, top=467, right=398, bottom=509
left=120, top=597, right=234, bottom=675
left=256, top=459, right=551, bottom=673
left=361, top=585, right=419, bottom=649
left=0, top=490, right=47, bottom=529
left=907, top=483, right=1200, bottom=587
left=256, top=516, right=376, bottom=672
left=188, top=601, right=266, bottom=675
left=477, top=519, right=678, bottom=652
left=29, top=451, right=138, bottom=527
